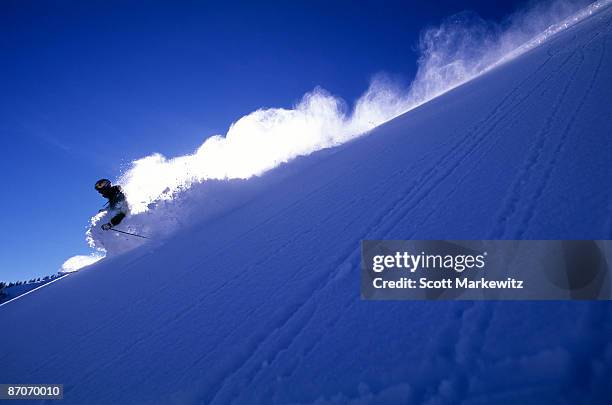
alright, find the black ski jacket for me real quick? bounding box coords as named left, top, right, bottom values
left=101, top=186, right=126, bottom=209
left=101, top=185, right=127, bottom=225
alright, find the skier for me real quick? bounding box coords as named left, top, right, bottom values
left=95, top=179, right=128, bottom=230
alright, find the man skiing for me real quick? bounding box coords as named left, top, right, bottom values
left=95, top=179, right=128, bottom=230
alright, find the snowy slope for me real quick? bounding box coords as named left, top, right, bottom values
left=1, top=5, right=612, bottom=405
left=0, top=275, right=65, bottom=306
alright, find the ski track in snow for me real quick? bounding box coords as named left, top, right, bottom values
left=518, top=27, right=609, bottom=239
left=494, top=15, right=612, bottom=240
left=1, top=6, right=612, bottom=405
left=396, top=50, right=560, bottom=240
left=495, top=46, right=586, bottom=239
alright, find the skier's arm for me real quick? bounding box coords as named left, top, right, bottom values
left=102, top=212, right=126, bottom=230
left=110, top=212, right=126, bottom=226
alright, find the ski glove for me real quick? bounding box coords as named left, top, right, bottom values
left=101, top=223, right=113, bottom=231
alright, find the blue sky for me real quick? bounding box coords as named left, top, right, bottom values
left=0, top=0, right=522, bottom=282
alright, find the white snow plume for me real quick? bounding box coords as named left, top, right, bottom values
left=119, top=89, right=349, bottom=215
left=84, top=0, right=608, bottom=255
left=61, top=253, right=104, bottom=273
left=411, top=0, right=609, bottom=99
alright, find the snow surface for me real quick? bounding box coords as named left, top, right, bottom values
left=1, top=4, right=612, bottom=404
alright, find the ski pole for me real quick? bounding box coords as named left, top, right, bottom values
left=109, top=227, right=150, bottom=239
left=98, top=201, right=110, bottom=213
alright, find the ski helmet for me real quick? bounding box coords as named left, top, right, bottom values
left=95, top=178, right=112, bottom=191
